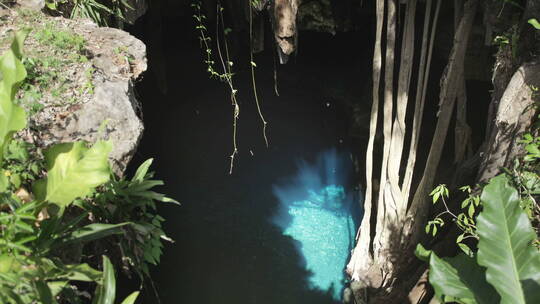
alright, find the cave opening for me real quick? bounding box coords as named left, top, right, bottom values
left=120, top=1, right=493, bottom=303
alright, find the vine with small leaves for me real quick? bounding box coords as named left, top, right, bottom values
left=192, top=1, right=239, bottom=174
left=426, top=184, right=480, bottom=256
left=192, top=1, right=271, bottom=173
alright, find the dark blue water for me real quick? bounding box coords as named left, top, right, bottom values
left=124, top=13, right=370, bottom=304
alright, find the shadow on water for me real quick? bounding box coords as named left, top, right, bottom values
left=123, top=8, right=371, bottom=304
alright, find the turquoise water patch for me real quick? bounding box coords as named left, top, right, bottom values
left=272, top=150, right=360, bottom=300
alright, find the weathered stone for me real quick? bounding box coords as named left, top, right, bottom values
left=50, top=25, right=146, bottom=175
left=12, top=13, right=147, bottom=176
left=477, top=62, right=540, bottom=183
left=16, top=0, right=44, bottom=11
left=47, top=76, right=143, bottom=175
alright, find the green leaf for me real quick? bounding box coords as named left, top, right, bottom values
left=458, top=243, right=474, bottom=257
left=528, top=19, right=540, bottom=30
left=33, top=140, right=112, bottom=208
left=0, top=255, right=20, bottom=273
left=120, top=291, right=140, bottom=304
left=35, top=280, right=54, bottom=304
left=95, top=256, right=116, bottom=304
left=132, top=158, right=153, bottom=182
left=525, top=144, right=540, bottom=155
left=428, top=252, right=499, bottom=304
left=60, top=263, right=102, bottom=282
left=0, top=31, right=30, bottom=165
left=414, top=243, right=431, bottom=262
left=45, top=1, right=58, bottom=10
left=57, top=222, right=129, bottom=246
left=47, top=281, right=67, bottom=297
left=477, top=175, right=540, bottom=304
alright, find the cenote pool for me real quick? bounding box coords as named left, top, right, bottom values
left=121, top=6, right=371, bottom=304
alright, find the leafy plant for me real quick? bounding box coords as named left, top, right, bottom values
left=89, top=158, right=179, bottom=278
left=417, top=175, right=540, bottom=303
left=33, top=140, right=112, bottom=209
left=1, top=140, right=43, bottom=191
left=427, top=184, right=479, bottom=256
left=46, top=0, right=134, bottom=27
left=0, top=30, right=28, bottom=165
left=0, top=30, right=174, bottom=303
left=509, top=133, right=540, bottom=235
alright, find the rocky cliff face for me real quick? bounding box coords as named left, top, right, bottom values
left=0, top=7, right=147, bottom=175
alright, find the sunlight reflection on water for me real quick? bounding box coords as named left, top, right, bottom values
left=272, top=150, right=360, bottom=300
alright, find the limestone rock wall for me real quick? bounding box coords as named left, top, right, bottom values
left=0, top=9, right=147, bottom=175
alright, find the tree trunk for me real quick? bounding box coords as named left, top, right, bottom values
left=346, top=1, right=479, bottom=302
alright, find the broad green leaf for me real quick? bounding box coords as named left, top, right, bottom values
left=429, top=252, right=475, bottom=303
left=120, top=291, right=140, bottom=304
left=429, top=252, right=499, bottom=304
left=94, top=256, right=116, bottom=304
left=528, top=19, right=540, bottom=30
left=33, top=140, right=112, bottom=208
left=477, top=175, right=540, bottom=304
left=57, top=222, right=129, bottom=246
left=0, top=30, right=30, bottom=165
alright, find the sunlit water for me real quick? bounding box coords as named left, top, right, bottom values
left=272, top=150, right=361, bottom=300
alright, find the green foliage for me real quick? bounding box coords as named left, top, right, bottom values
left=528, top=19, right=540, bottom=30
left=90, top=158, right=179, bottom=278
left=476, top=175, right=540, bottom=304
left=427, top=184, right=479, bottom=256
left=519, top=132, right=540, bottom=161
left=419, top=246, right=499, bottom=304
left=2, top=140, right=43, bottom=190
left=191, top=2, right=236, bottom=84
left=510, top=132, right=540, bottom=237
left=35, top=22, right=86, bottom=52
left=0, top=32, right=173, bottom=304
left=45, top=0, right=134, bottom=26
left=94, top=255, right=116, bottom=304
left=92, top=256, right=140, bottom=304
left=33, top=140, right=112, bottom=209
left=0, top=30, right=29, bottom=164
left=418, top=175, right=540, bottom=303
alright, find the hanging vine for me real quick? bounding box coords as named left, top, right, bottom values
left=192, top=0, right=270, bottom=173
left=192, top=1, right=239, bottom=174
